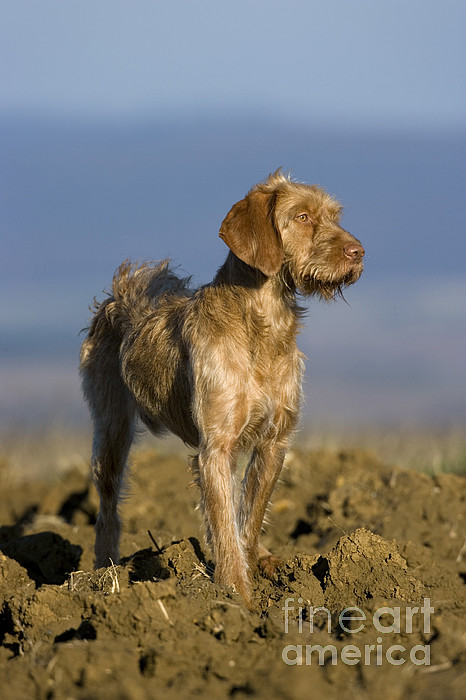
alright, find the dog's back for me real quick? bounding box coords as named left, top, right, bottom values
left=80, top=260, right=198, bottom=447
left=84, top=260, right=191, bottom=342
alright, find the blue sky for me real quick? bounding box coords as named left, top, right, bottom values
left=1, top=0, right=465, bottom=430
left=1, top=0, right=465, bottom=128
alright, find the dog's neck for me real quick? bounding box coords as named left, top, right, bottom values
left=212, top=252, right=302, bottom=338
left=213, top=252, right=264, bottom=288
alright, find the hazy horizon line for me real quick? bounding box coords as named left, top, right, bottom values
left=2, top=108, right=465, bottom=137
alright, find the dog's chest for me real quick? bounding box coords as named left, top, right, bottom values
left=231, top=336, right=304, bottom=444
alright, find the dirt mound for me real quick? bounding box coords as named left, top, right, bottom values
left=0, top=447, right=465, bottom=699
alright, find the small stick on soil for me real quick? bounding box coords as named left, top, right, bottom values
left=213, top=600, right=248, bottom=618
left=456, top=540, right=466, bottom=563
left=420, top=660, right=452, bottom=674
left=157, top=598, right=174, bottom=625
left=98, top=560, right=120, bottom=594
left=108, top=560, right=120, bottom=594
left=68, top=570, right=86, bottom=592
left=192, top=561, right=211, bottom=579
left=148, top=530, right=163, bottom=553
left=327, top=515, right=349, bottom=537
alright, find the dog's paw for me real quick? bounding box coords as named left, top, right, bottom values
left=258, top=554, right=283, bottom=580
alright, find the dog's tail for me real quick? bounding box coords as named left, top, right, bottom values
left=86, top=260, right=191, bottom=340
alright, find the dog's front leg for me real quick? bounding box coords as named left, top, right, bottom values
left=237, top=441, right=287, bottom=577
left=197, top=443, right=252, bottom=608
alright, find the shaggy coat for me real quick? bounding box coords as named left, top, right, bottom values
left=80, top=170, right=365, bottom=608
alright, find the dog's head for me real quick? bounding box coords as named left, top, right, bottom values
left=219, top=170, right=364, bottom=299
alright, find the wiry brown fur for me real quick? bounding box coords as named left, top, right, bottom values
left=80, top=170, right=364, bottom=608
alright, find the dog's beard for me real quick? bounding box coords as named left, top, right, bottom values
left=284, top=262, right=364, bottom=301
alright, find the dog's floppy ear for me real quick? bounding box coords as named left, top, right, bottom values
left=219, top=190, right=284, bottom=276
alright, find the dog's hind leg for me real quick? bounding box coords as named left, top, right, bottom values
left=80, top=333, right=136, bottom=569
left=91, top=400, right=135, bottom=568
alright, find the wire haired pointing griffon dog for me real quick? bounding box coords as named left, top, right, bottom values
left=80, top=170, right=364, bottom=608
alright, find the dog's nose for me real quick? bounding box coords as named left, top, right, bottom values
left=344, top=243, right=365, bottom=262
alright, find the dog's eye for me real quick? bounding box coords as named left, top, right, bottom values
left=296, top=213, right=309, bottom=222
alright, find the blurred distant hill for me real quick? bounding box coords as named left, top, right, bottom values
left=2, top=116, right=465, bottom=285
left=1, top=116, right=465, bottom=427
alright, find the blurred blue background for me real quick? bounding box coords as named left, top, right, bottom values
left=1, top=0, right=465, bottom=429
